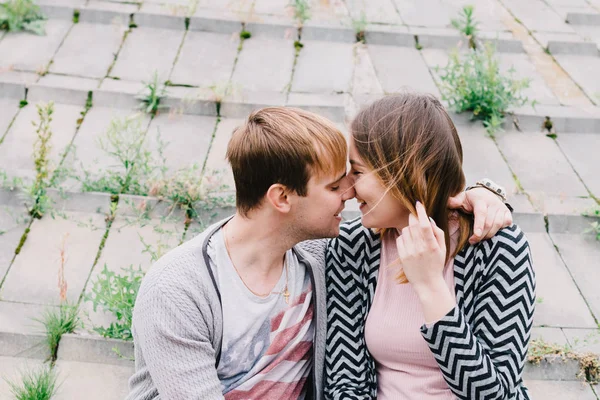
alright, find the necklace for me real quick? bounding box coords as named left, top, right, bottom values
left=223, top=224, right=290, bottom=304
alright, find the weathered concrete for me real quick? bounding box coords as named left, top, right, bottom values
left=170, top=31, right=239, bottom=87
left=292, top=40, right=354, bottom=94
left=50, top=23, right=126, bottom=79
left=0, top=301, right=52, bottom=359
left=528, top=232, right=597, bottom=328
left=0, top=356, right=46, bottom=399
left=1, top=211, right=106, bottom=305
left=524, top=380, right=597, bottom=399
left=78, top=0, right=137, bottom=25
left=57, top=333, right=134, bottom=366
left=28, top=74, right=98, bottom=106
left=557, top=134, right=600, bottom=198
left=54, top=359, right=133, bottom=400
left=202, top=118, right=243, bottom=191
left=109, top=27, right=185, bottom=82
left=554, top=55, right=600, bottom=106
left=0, top=205, right=29, bottom=280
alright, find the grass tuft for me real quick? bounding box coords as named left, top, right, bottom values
left=6, top=366, right=59, bottom=400
left=35, top=303, right=80, bottom=361
left=0, top=0, right=46, bottom=35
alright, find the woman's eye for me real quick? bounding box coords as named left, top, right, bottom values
left=352, top=171, right=362, bottom=175
left=331, top=186, right=340, bottom=191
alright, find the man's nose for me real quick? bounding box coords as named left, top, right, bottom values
left=341, top=185, right=356, bottom=201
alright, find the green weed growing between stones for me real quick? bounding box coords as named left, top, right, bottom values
left=137, top=72, right=168, bottom=116
left=584, top=206, right=600, bottom=241
left=437, top=44, right=530, bottom=136
left=0, top=0, right=46, bottom=35
left=35, top=304, right=80, bottom=361
left=289, top=0, right=310, bottom=27
left=6, top=366, right=59, bottom=400
left=86, top=264, right=144, bottom=341
left=528, top=338, right=600, bottom=384
left=30, top=102, right=54, bottom=219
left=451, top=5, right=478, bottom=50
left=350, top=11, right=367, bottom=43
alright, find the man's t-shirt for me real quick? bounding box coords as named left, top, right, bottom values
left=207, top=229, right=314, bottom=399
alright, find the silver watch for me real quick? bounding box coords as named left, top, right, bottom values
left=465, top=178, right=507, bottom=202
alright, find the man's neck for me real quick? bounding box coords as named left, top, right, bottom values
left=223, top=213, right=298, bottom=280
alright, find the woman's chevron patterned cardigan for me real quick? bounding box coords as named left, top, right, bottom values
left=324, top=218, right=536, bottom=400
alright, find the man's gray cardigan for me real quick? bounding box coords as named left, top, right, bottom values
left=127, top=218, right=327, bottom=400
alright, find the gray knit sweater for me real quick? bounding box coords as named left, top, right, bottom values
left=126, top=218, right=327, bottom=400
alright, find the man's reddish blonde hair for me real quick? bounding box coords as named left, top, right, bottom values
left=226, top=107, right=347, bottom=216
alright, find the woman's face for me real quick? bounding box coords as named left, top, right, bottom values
left=348, top=138, right=409, bottom=230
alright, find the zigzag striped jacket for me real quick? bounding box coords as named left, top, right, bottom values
left=324, top=218, right=536, bottom=400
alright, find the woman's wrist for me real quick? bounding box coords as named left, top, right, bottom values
left=413, top=277, right=456, bottom=324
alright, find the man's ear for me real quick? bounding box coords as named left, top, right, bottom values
left=265, top=183, right=292, bottom=213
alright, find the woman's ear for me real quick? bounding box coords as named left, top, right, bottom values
left=265, top=183, right=292, bottom=214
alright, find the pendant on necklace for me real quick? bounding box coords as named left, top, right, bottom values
left=283, top=288, right=290, bottom=304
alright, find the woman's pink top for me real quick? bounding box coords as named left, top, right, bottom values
left=364, top=223, right=459, bottom=400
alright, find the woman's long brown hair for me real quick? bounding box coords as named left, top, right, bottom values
left=351, top=93, right=473, bottom=283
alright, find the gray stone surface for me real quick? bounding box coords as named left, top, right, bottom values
left=219, top=90, right=287, bottom=119
left=301, top=21, right=355, bottom=43
left=551, top=233, right=600, bottom=323
left=345, top=0, right=402, bottom=25
left=502, top=0, right=576, bottom=34
left=528, top=232, right=597, bottom=328
left=231, top=37, right=295, bottom=92
left=135, top=3, right=186, bottom=30
left=0, top=356, right=46, bottom=399
left=286, top=92, right=347, bottom=122
left=188, top=9, right=243, bottom=34
left=498, top=53, right=560, bottom=106
left=0, top=99, right=19, bottom=139
left=567, top=11, right=600, bottom=25
left=170, top=31, right=239, bottom=87
left=28, top=74, right=98, bottom=106
left=0, top=71, right=38, bottom=100
left=531, top=327, right=570, bottom=345
left=509, top=104, right=600, bottom=134
left=110, top=27, right=185, bottom=82
left=554, top=55, right=600, bottom=105
left=203, top=118, right=243, bottom=191
left=54, top=359, right=133, bottom=400
left=364, top=24, right=414, bottom=47
left=145, top=112, right=216, bottom=171
left=79, top=0, right=137, bottom=25
left=562, top=328, right=600, bottom=354
left=524, top=356, right=581, bottom=381
left=394, top=0, right=453, bottom=28
left=50, top=23, right=126, bottom=79
left=352, top=45, right=384, bottom=96
left=368, top=45, right=440, bottom=97
left=0, top=103, right=82, bottom=181
left=94, top=78, right=143, bottom=110
left=0, top=301, right=51, bottom=359
left=0, top=211, right=106, bottom=305
left=57, top=333, right=134, bottom=366
left=0, top=20, right=72, bottom=73
left=0, top=205, right=28, bottom=280
left=291, top=40, right=354, bottom=94
left=557, top=134, right=600, bottom=198
left=164, top=86, right=218, bottom=117
left=456, top=122, right=520, bottom=195
left=495, top=132, right=589, bottom=198
left=533, top=32, right=599, bottom=56
left=524, top=380, right=597, bottom=399
left=244, top=14, right=296, bottom=40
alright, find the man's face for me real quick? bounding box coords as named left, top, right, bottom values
left=291, top=170, right=355, bottom=240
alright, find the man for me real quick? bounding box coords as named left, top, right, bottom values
left=126, top=107, right=511, bottom=400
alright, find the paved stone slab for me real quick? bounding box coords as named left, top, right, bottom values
left=0, top=301, right=52, bottom=359
left=368, top=45, right=440, bottom=97
left=531, top=327, right=570, bottom=345
left=571, top=24, right=600, bottom=51
left=352, top=44, right=384, bottom=96
left=79, top=0, right=137, bottom=25
left=509, top=103, right=600, bottom=134
left=1, top=211, right=106, bottom=305
left=301, top=20, right=355, bottom=43
left=50, top=23, right=126, bottom=79
left=498, top=54, right=560, bottom=106
left=0, top=20, right=72, bottom=73
left=562, top=328, right=600, bottom=354
left=203, top=118, right=243, bottom=192
left=0, top=356, right=46, bottom=399
left=554, top=55, right=600, bottom=105
left=286, top=92, right=347, bottom=122
left=231, top=37, right=295, bottom=92
left=551, top=233, right=600, bottom=323
left=567, top=11, right=600, bottom=25
left=364, top=24, right=413, bottom=47
left=135, top=3, right=185, bottom=30
left=0, top=205, right=28, bottom=280
left=541, top=196, right=599, bottom=234
left=524, top=356, right=581, bottom=381
left=164, top=86, right=218, bottom=117
left=528, top=232, right=597, bottom=328
left=533, top=32, right=598, bottom=56
left=0, top=103, right=82, bottom=181
left=557, top=134, right=600, bottom=198
left=455, top=122, right=521, bottom=195
left=94, top=78, right=143, bottom=110
left=54, top=359, right=133, bottom=400
left=501, top=0, right=576, bottom=34
left=188, top=8, right=243, bottom=34
left=57, top=333, right=134, bottom=366
left=0, top=99, right=19, bottom=139
left=394, top=0, right=453, bottom=28
left=170, top=31, right=239, bottom=87
left=219, top=90, right=286, bottom=119
left=244, top=14, right=296, bottom=40
left=495, top=132, right=589, bottom=198
left=145, top=112, right=216, bottom=172
left=345, top=0, right=402, bottom=25
left=291, top=40, right=354, bottom=94
left=28, top=74, right=99, bottom=106
left=0, top=71, right=39, bottom=100
left=524, top=380, right=597, bottom=399
left=68, top=108, right=150, bottom=191
left=110, top=27, right=185, bottom=82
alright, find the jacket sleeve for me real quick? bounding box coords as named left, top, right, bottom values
left=324, top=229, right=377, bottom=400
left=420, top=225, right=536, bottom=400
left=132, top=282, right=225, bottom=400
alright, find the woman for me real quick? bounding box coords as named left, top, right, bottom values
left=325, top=93, right=535, bottom=399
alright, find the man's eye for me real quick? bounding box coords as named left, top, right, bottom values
left=352, top=171, right=362, bottom=175
left=331, top=186, right=340, bottom=191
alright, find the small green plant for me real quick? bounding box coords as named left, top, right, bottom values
left=240, top=29, right=251, bottom=40
left=451, top=5, right=479, bottom=50
left=294, top=40, right=304, bottom=51
left=6, top=366, right=59, bottom=400
left=72, top=9, right=79, bottom=23
left=289, top=0, right=310, bottom=27
left=136, top=72, right=168, bottom=116
left=437, top=44, right=530, bottom=135
left=36, top=303, right=80, bottom=361
left=19, top=99, right=28, bottom=108
left=584, top=207, right=600, bottom=241
left=86, top=264, right=145, bottom=341
left=0, top=0, right=46, bottom=35
left=30, top=102, right=54, bottom=219
left=351, top=11, right=367, bottom=43
left=80, top=115, right=155, bottom=196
